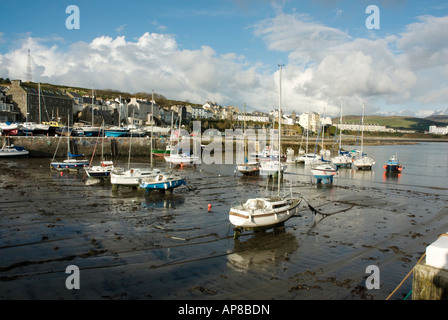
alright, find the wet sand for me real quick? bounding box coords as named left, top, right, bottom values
left=1, top=156, right=447, bottom=300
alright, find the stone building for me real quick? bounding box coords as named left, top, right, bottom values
left=7, top=80, right=74, bottom=124
left=0, top=87, right=20, bottom=122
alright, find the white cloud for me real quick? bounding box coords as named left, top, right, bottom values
left=0, top=32, right=270, bottom=108
left=1, top=12, right=448, bottom=118
left=251, top=12, right=448, bottom=117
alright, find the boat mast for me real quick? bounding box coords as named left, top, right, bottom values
left=91, top=86, right=94, bottom=126
left=128, top=108, right=133, bottom=170
left=306, top=100, right=310, bottom=153
left=118, top=96, right=121, bottom=127
left=101, top=119, right=105, bottom=163
left=38, top=83, right=41, bottom=124
left=339, top=98, right=343, bottom=152
left=67, top=113, right=70, bottom=161
left=151, top=90, right=154, bottom=168
left=321, top=105, right=325, bottom=153
left=361, top=103, right=365, bottom=153
left=243, top=102, right=246, bottom=163
left=278, top=64, right=284, bottom=195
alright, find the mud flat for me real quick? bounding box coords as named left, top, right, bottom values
left=0, top=155, right=447, bottom=300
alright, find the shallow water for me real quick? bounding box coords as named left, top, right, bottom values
left=0, top=142, right=447, bottom=300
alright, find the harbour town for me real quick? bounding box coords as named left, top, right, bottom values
left=1, top=76, right=448, bottom=302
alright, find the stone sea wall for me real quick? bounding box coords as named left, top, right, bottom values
left=2, top=136, right=167, bottom=158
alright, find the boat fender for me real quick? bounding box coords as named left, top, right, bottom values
left=274, top=213, right=278, bottom=221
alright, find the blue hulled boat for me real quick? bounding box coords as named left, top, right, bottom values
left=139, top=173, right=186, bottom=192
left=383, top=154, right=404, bottom=173
left=105, top=126, right=129, bottom=137
left=51, top=152, right=90, bottom=171
left=50, top=116, right=90, bottom=171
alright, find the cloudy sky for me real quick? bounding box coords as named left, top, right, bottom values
left=1, top=0, right=448, bottom=117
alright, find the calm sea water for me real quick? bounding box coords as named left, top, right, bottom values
left=286, top=142, right=448, bottom=192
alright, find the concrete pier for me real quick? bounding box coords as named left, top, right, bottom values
left=412, top=234, right=448, bottom=300
left=412, top=263, right=448, bottom=299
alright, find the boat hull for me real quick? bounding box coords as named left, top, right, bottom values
left=164, top=153, right=200, bottom=166
left=229, top=198, right=301, bottom=229
left=152, top=149, right=170, bottom=157
left=311, top=164, right=337, bottom=182
left=86, top=170, right=111, bottom=178
left=353, top=157, right=375, bottom=170
left=0, top=147, right=29, bottom=157
left=110, top=168, right=161, bottom=186
left=139, top=178, right=186, bottom=190
left=260, top=160, right=286, bottom=176
left=331, top=154, right=352, bottom=167
left=105, top=130, right=129, bottom=137
left=51, top=160, right=90, bottom=171
left=237, top=163, right=260, bottom=175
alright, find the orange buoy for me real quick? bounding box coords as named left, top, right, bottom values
left=208, top=204, right=212, bottom=212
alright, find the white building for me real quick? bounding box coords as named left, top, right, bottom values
left=429, top=125, right=448, bottom=135
left=236, top=113, right=269, bottom=123
left=335, top=123, right=394, bottom=132
left=298, top=112, right=321, bottom=132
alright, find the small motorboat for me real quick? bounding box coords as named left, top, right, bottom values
left=383, top=154, right=404, bottom=173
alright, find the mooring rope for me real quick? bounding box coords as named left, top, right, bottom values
left=385, top=252, right=426, bottom=300
left=386, top=233, right=448, bottom=300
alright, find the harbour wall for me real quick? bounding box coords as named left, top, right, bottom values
left=1, top=136, right=164, bottom=158
left=2, top=135, right=447, bottom=158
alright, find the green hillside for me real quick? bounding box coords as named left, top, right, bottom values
left=339, top=115, right=446, bottom=131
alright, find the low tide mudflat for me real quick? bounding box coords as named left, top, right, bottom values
left=1, top=143, right=447, bottom=300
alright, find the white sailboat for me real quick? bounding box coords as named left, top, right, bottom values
left=229, top=65, right=302, bottom=239
left=331, top=98, right=352, bottom=167
left=111, top=110, right=161, bottom=187
left=85, top=121, right=115, bottom=178
left=260, top=66, right=287, bottom=176
left=50, top=115, right=89, bottom=171
left=164, top=108, right=200, bottom=167
left=353, top=103, right=375, bottom=170
left=0, top=138, right=29, bottom=157
left=310, top=106, right=338, bottom=183
left=296, top=101, right=319, bottom=165
left=237, top=104, right=260, bottom=175
left=310, top=163, right=337, bottom=183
